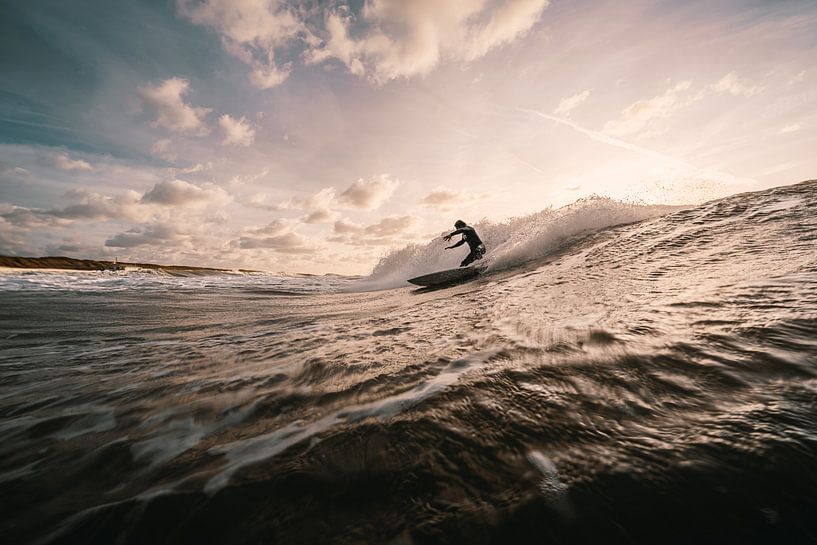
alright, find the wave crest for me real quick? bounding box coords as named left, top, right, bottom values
left=359, top=196, right=680, bottom=290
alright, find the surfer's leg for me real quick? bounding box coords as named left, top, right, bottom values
left=460, top=251, right=476, bottom=267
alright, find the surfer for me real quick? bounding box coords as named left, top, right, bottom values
left=444, top=220, right=486, bottom=267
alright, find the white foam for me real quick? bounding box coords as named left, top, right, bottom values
left=354, top=196, right=678, bottom=291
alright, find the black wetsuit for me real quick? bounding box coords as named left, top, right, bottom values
left=449, top=226, right=486, bottom=267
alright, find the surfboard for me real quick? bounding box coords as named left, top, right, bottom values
left=407, top=265, right=482, bottom=287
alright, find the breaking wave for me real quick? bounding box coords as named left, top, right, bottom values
left=358, top=196, right=680, bottom=290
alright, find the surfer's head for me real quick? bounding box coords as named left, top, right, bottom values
left=454, top=220, right=466, bottom=229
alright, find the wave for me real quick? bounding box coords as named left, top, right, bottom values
left=356, top=196, right=681, bottom=291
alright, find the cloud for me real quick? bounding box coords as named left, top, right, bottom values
left=554, top=89, right=590, bottom=116
left=249, top=218, right=293, bottom=237
left=151, top=138, right=177, bottom=161
left=603, top=81, right=698, bottom=138
left=778, top=123, right=801, bottom=134
left=177, top=0, right=305, bottom=89
left=338, top=174, right=399, bottom=209
left=712, top=72, right=761, bottom=97
left=141, top=179, right=231, bottom=207
left=331, top=214, right=418, bottom=245
left=333, top=217, right=364, bottom=234
left=0, top=217, right=28, bottom=255
left=181, top=0, right=549, bottom=87
left=105, top=223, right=187, bottom=248
left=308, top=0, right=550, bottom=83
left=53, top=153, right=93, bottom=171
left=53, top=189, right=145, bottom=220
left=302, top=207, right=338, bottom=224
left=419, top=186, right=487, bottom=211
left=1, top=189, right=146, bottom=226
left=788, top=70, right=806, bottom=86
left=237, top=231, right=317, bottom=253
left=138, top=77, right=212, bottom=134
left=231, top=218, right=318, bottom=253
left=0, top=206, right=67, bottom=228
left=218, top=114, right=256, bottom=146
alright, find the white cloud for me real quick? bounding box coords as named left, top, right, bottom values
left=554, top=89, right=590, bottom=116
left=604, top=81, right=697, bottom=138
left=138, top=77, right=212, bottom=134
left=53, top=153, right=93, bottom=171
left=177, top=0, right=305, bottom=89
left=338, top=174, right=399, bottom=209
left=151, top=138, right=177, bottom=161
left=712, top=72, right=761, bottom=97
left=141, top=179, right=231, bottom=207
left=218, top=114, right=256, bottom=146
left=778, top=123, right=801, bottom=134
left=181, top=0, right=549, bottom=87
left=309, top=0, right=550, bottom=83
left=788, top=70, right=806, bottom=86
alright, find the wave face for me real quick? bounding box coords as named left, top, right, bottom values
left=360, top=196, right=679, bottom=290
left=1, top=180, right=817, bottom=545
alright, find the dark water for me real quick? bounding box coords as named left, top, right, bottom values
left=2, top=181, right=817, bottom=544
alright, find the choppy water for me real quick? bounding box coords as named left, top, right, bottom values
left=2, top=181, right=816, bottom=544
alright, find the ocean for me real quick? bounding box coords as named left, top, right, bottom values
left=2, top=180, right=816, bottom=544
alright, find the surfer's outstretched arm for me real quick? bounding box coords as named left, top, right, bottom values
left=446, top=239, right=465, bottom=250
left=444, top=228, right=466, bottom=240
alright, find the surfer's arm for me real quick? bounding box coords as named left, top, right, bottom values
left=443, top=228, right=466, bottom=241
left=446, top=239, right=466, bottom=250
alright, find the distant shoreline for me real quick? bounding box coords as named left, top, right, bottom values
left=0, top=255, right=258, bottom=273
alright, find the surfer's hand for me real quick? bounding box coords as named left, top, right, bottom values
left=443, top=234, right=452, bottom=241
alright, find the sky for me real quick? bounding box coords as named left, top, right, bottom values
left=0, top=0, right=815, bottom=274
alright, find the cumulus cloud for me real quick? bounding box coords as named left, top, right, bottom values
left=0, top=217, right=28, bottom=254
left=604, top=81, right=699, bottom=138
left=237, top=231, right=317, bottom=252
left=218, top=114, right=256, bottom=146
left=712, top=72, right=761, bottom=97
left=419, top=186, right=486, bottom=211
left=1, top=189, right=146, bottom=227
left=54, top=189, right=145, bottom=220
left=554, top=89, right=590, bottom=116
left=180, top=0, right=549, bottom=87
left=235, top=219, right=318, bottom=253
left=53, top=153, right=93, bottom=171
left=105, top=223, right=187, bottom=248
left=177, top=0, right=305, bottom=88
left=309, top=0, right=550, bottom=83
left=331, top=214, right=418, bottom=245
left=420, top=186, right=462, bottom=210
left=338, top=174, right=399, bottom=209
left=141, top=179, right=231, bottom=207
left=138, top=77, right=212, bottom=134
left=0, top=206, right=67, bottom=228
left=302, top=207, right=339, bottom=224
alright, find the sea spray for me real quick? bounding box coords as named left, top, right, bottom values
left=358, top=196, right=681, bottom=290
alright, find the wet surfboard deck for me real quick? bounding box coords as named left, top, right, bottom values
left=407, top=265, right=483, bottom=287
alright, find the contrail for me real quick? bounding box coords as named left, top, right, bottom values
left=516, top=107, right=757, bottom=191
left=516, top=107, right=683, bottom=165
